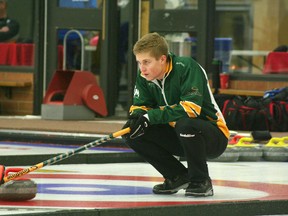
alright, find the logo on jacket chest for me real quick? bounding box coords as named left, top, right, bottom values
left=134, top=87, right=140, bottom=98
left=185, top=87, right=202, bottom=97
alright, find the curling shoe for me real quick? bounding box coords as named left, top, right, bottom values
left=185, top=179, right=214, bottom=197
left=153, top=174, right=190, bottom=194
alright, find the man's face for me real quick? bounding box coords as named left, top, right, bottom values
left=135, top=52, right=167, bottom=81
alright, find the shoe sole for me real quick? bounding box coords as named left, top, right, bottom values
left=185, top=189, right=214, bottom=197
left=153, top=182, right=190, bottom=195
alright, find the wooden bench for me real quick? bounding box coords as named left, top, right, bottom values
left=0, top=80, right=32, bottom=98
left=217, top=89, right=264, bottom=97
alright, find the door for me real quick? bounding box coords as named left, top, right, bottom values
left=44, top=0, right=119, bottom=116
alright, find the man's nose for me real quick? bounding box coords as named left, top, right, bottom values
left=140, top=65, right=146, bottom=72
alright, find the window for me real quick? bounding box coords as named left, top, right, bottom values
left=58, top=0, right=99, bottom=8
left=151, top=0, right=288, bottom=75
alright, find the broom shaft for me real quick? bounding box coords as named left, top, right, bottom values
left=3, top=128, right=130, bottom=183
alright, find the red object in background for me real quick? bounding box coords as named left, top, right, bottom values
left=229, top=135, right=244, bottom=145
left=8, top=43, right=18, bottom=65
left=263, top=52, right=288, bottom=74
left=220, top=73, right=230, bottom=89
left=0, top=43, right=34, bottom=66
left=89, top=35, right=99, bottom=46
left=82, top=84, right=108, bottom=117
left=58, top=45, right=64, bottom=69
left=0, top=43, right=10, bottom=64
left=42, top=70, right=108, bottom=117
left=19, top=44, right=35, bottom=66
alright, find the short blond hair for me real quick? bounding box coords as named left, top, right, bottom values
left=133, top=32, right=168, bottom=60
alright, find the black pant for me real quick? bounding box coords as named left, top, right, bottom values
left=124, top=117, right=228, bottom=182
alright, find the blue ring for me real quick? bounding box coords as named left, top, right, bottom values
left=38, top=183, right=152, bottom=195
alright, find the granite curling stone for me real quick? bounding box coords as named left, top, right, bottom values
left=0, top=167, right=37, bottom=201
left=234, top=137, right=263, bottom=161
left=263, top=137, right=288, bottom=162
left=209, top=144, right=240, bottom=162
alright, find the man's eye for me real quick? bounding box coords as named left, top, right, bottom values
left=137, top=60, right=151, bottom=66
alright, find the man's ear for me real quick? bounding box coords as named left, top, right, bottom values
left=160, top=55, right=167, bottom=63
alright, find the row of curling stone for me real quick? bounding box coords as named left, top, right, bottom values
left=209, top=135, right=262, bottom=162
left=209, top=136, right=288, bottom=162
left=0, top=167, right=37, bottom=201
left=263, top=137, right=288, bottom=162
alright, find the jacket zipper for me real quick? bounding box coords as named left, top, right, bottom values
left=153, top=78, right=169, bottom=106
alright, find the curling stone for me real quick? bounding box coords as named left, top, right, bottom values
left=209, top=144, right=240, bottom=162
left=229, top=135, right=244, bottom=145
left=0, top=168, right=37, bottom=201
left=263, top=137, right=288, bottom=162
left=234, top=137, right=263, bottom=161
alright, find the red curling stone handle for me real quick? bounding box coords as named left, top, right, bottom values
left=5, top=168, right=29, bottom=180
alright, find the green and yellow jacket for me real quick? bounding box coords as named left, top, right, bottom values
left=130, top=53, right=230, bottom=139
